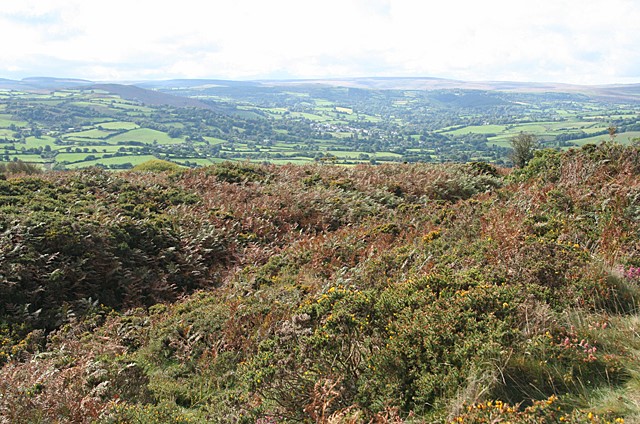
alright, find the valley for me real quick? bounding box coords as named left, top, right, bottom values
left=1, top=77, right=639, bottom=169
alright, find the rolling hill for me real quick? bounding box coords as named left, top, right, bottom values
left=3, top=75, right=640, bottom=104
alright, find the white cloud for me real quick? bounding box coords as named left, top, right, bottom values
left=1, top=0, right=639, bottom=83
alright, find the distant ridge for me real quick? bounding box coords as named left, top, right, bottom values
left=137, top=77, right=640, bottom=103
left=88, top=83, right=215, bottom=109
left=138, top=79, right=262, bottom=89
left=2, top=75, right=640, bottom=103
left=0, top=78, right=216, bottom=109
left=249, top=77, right=640, bottom=101
left=0, top=77, right=93, bottom=91
left=22, top=77, right=93, bottom=88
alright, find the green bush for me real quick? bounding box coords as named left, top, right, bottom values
left=131, top=159, right=183, bottom=173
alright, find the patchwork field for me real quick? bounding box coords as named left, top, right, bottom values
left=0, top=83, right=638, bottom=169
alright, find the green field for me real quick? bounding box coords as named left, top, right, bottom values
left=10, top=154, right=49, bottom=163
left=0, top=115, right=27, bottom=128
left=0, top=129, right=17, bottom=139
left=268, top=158, right=315, bottom=164
left=569, top=131, right=640, bottom=146
left=203, top=137, right=228, bottom=145
left=64, top=129, right=113, bottom=139
left=65, top=154, right=157, bottom=169
left=290, top=112, right=330, bottom=121
left=443, top=124, right=507, bottom=135
left=109, top=128, right=184, bottom=144
left=24, top=136, right=58, bottom=148
left=56, top=152, right=108, bottom=162
left=95, top=121, right=139, bottom=130
left=173, top=158, right=219, bottom=166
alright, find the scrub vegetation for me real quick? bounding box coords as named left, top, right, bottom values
left=1, top=142, right=640, bottom=422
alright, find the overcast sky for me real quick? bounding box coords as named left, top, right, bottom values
left=1, top=0, right=639, bottom=84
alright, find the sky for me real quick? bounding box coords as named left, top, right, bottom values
left=1, top=0, right=639, bottom=85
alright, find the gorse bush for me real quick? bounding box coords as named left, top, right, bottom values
left=0, top=169, right=228, bottom=349
left=1, top=148, right=640, bottom=422
left=0, top=159, right=42, bottom=176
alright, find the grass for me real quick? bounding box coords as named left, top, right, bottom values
left=0, top=129, right=17, bottom=140
left=65, top=154, right=158, bottom=168
left=323, top=150, right=368, bottom=158
left=335, top=106, right=353, bottom=114
left=97, top=145, right=141, bottom=153
left=64, top=137, right=111, bottom=144
left=7, top=154, right=49, bottom=163
left=443, top=124, right=507, bottom=135
left=328, top=132, right=354, bottom=139
left=0, top=115, right=27, bottom=128
left=55, top=152, right=105, bottom=162
left=570, top=131, right=640, bottom=146
left=63, top=129, right=113, bottom=140
left=203, top=137, right=227, bottom=145
left=95, top=121, right=139, bottom=130
left=289, top=112, right=330, bottom=121
left=487, top=139, right=513, bottom=148
left=24, top=136, right=58, bottom=148
left=374, top=151, right=404, bottom=158
left=448, top=119, right=616, bottom=149
left=268, top=158, right=316, bottom=164
left=173, top=158, right=217, bottom=166
left=109, top=128, right=184, bottom=145
left=558, top=312, right=640, bottom=421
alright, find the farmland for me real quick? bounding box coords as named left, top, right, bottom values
left=0, top=79, right=639, bottom=169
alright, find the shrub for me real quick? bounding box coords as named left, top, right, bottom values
left=131, top=159, right=183, bottom=173
left=0, top=160, right=42, bottom=175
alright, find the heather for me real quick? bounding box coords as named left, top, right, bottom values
left=1, top=143, right=640, bottom=423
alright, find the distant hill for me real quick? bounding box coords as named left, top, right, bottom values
left=0, top=77, right=92, bottom=91
left=138, top=79, right=262, bottom=90
left=3, top=75, right=640, bottom=103
left=253, top=77, right=640, bottom=102
left=134, top=76, right=640, bottom=103
left=0, top=78, right=214, bottom=109
left=21, top=77, right=93, bottom=89
left=88, top=83, right=215, bottom=109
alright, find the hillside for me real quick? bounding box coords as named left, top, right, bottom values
left=1, top=142, right=640, bottom=423
left=0, top=77, right=93, bottom=91
left=88, top=83, right=216, bottom=110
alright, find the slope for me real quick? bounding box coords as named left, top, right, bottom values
left=0, top=146, right=640, bottom=422
left=88, top=83, right=216, bottom=109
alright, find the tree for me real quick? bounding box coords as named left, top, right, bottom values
left=608, top=124, right=617, bottom=142
left=509, top=132, right=537, bottom=168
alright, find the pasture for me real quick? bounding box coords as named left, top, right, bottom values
left=65, top=154, right=157, bottom=169
left=95, top=121, right=139, bottom=130
left=109, top=128, right=184, bottom=144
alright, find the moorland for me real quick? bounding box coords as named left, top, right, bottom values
left=0, top=142, right=640, bottom=422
